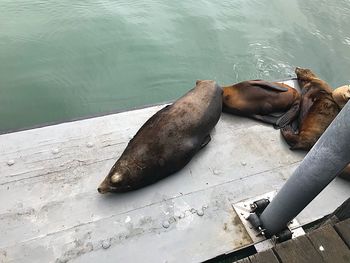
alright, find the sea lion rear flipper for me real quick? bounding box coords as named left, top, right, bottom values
left=275, top=102, right=300, bottom=128
left=248, top=80, right=288, bottom=92
left=251, top=114, right=278, bottom=125
left=200, top=134, right=211, bottom=149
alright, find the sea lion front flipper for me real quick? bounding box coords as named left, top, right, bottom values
left=251, top=114, right=279, bottom=125
left=299, top=87, right=321, bottom=123
left=200, top=134, right=211, bottom=149
left=281, top=125, right=299, bottom=148
left=248, top=80, right=288, bottom=92
left=275, top=102, right=300, bottom=128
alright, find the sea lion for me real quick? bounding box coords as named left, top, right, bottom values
left=281, top=68, right=350, bottom=180
left=281, top=67, right=339, bottom=150
left=332, top=85, right=350, bottom=108
left=97, top=80, right=222, bottom=193
left=222, top=80, right=300, bottom=128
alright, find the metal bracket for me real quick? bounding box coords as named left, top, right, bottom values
left=232, top=191, right=305, bottom=251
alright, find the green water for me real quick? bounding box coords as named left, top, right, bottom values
left=1, top=0, right=350, bottom=132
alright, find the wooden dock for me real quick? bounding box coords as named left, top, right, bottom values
left=235, top=218, right=350, bottom=263
left=0, top=80, right=349, bottom=263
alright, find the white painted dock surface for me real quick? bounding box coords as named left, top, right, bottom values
left=0, top=80, right=349, bottom=263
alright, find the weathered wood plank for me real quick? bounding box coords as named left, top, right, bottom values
left=273, top=235, right=325, bottom=263
left=307, top=224, right=350, bottom=263
left=249, top=249, right=279, bottom=263
left=0, top=166, right=295, bottom=263
left=0, top=179, right=256, bottom=263
left=334, top=218, right=350, bottom=248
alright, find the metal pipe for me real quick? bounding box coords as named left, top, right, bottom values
left=259, top=101, right=350, bottom=236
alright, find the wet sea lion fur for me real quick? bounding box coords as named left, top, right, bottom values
left=98, top=80, right=222, bottom=193
left=222, top=80, right=300, bottom=128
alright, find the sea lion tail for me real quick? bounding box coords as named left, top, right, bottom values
left=247, top=80, right=288, bottom=92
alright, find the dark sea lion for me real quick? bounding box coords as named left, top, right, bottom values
left=281, top=67, right=339, bottom=150
left=97, top=80, right=222, bottom=193
left=222, top=80, right=300, bottom=128
left=281, top=68, right=350, bottom=181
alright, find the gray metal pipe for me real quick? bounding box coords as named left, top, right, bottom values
left=259, top=101, right=350, bottom=236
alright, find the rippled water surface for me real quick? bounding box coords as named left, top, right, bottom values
left=1, top=0, right=350, bottom=132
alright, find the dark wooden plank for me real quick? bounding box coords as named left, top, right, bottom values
left=307, top=224, right=350, bottom=263
left=249, top=249, right=279, bottom=263
left=334, top=218, right=350, bottom=248
left=273, top=235, right=325, bottom=263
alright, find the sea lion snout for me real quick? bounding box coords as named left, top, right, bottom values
left=97, top=177, right=125, bottom=194
left=97, top=171, right=124, bottom=194
left=295, top=67, right=316, bottom=79
left=97, top=181, right=109, bottom=194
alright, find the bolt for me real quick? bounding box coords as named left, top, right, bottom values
left=241, top=162, right=247, bottom=166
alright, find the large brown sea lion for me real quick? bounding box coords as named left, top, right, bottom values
left=281, top=67, right=350, bottom=180
left=281, top=67, right=339, bottom=150
left=97, top=80, right=222, bottom=193
left=222, top=80, right=300, bottom=128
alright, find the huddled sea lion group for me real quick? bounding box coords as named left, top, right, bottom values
left=97, top=67, right=350, bottom=194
